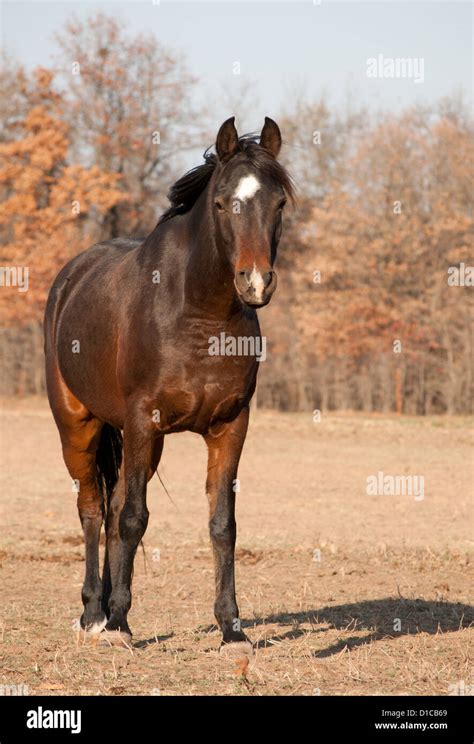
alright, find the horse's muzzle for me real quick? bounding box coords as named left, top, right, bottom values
left=234, top=269, right=277, bottom=308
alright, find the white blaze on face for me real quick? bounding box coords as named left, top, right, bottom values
left=233, top=174, right=265, bottom=301
left=234, top=174, right=261, bottom=202
left=249, top=263, right=265, bottom=301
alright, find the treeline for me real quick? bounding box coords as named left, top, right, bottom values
left=0, top=14, right=472, bottom=413
left=259, top=98, right=473, bottom=414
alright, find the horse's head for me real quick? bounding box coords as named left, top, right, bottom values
left=212, top=117, right=293, bottom=308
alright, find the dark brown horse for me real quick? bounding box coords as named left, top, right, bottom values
left=44, top=117, right=293, bottom=654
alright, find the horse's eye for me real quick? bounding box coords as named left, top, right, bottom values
left=277, top=198, right=287, bottom=211
left=215, top=200, right=225, bottom=212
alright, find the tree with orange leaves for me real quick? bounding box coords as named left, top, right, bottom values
left=54, top=13, right=199, bottom=237
left=0, top=67, right=125, bottom=325
left=258, top=98, right=473, bottom=414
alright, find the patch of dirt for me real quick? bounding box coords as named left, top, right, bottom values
left=0, top=398, right=472, bottom=695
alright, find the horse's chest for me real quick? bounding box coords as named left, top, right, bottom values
left=155, top=349, right=257, bottom=434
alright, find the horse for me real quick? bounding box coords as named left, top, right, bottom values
left=44, top=116, right=294, bottom=655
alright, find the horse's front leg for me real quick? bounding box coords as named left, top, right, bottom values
left=102, top=436, right=163, bottom=620
left=204, top=406, right=253, bottom=655
left=101, top=411, right=156, bottom=646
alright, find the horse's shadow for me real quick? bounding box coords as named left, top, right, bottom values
left=243, top=598, right=474, bottom=657
left=137, top=598, right=473, bottom=655
left=134, top=633, right=174, bottom=649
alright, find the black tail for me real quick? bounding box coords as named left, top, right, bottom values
left=96, top=423, right=123, bottom=515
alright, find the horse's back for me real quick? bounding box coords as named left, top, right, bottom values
left=45, top=238, right=142, bottom=344
left=47, top=238, right=141, bottom=302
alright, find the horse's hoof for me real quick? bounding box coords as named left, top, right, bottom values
left=96, top=629, right=133, bottom=648
left=219, top=640, right=254, bottom=659
left=75, top=618, right=107, bottom=645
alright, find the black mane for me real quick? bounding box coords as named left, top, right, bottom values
left=158, top=134, right=294, bottom=224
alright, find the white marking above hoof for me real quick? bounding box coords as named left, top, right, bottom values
left=219, top=640, right=254, bottom=659
left=75, top=617, right=107, bottom=645
left=87, top=618, right=108, bottom=634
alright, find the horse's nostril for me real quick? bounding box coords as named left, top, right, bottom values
left=263, top=271, right=273, bottom=288
left=235, top=270, right=251, bottom=288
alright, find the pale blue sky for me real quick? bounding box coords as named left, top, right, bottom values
left=1, top=0, right=472, bottom=134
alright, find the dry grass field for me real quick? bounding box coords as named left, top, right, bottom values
left=0, top=398, right=472, bottom=696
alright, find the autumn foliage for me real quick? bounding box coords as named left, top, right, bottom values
left=260, top=101, right=473, bottom=414
left=0, top=66, right=124, bottom=321
left=0, top=15, right=472, bottom=413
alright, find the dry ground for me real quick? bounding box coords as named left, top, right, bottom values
left=0, top=397, right=472, bottom=696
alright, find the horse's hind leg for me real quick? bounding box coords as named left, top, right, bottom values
left=63, top=420, right=106, bottom=635
left=47, top=366, right=105, bottom=636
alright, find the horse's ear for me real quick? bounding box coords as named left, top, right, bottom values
left=260, top=116, right=282, bottom=158
left=216, top=117, right=239, bottom=161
